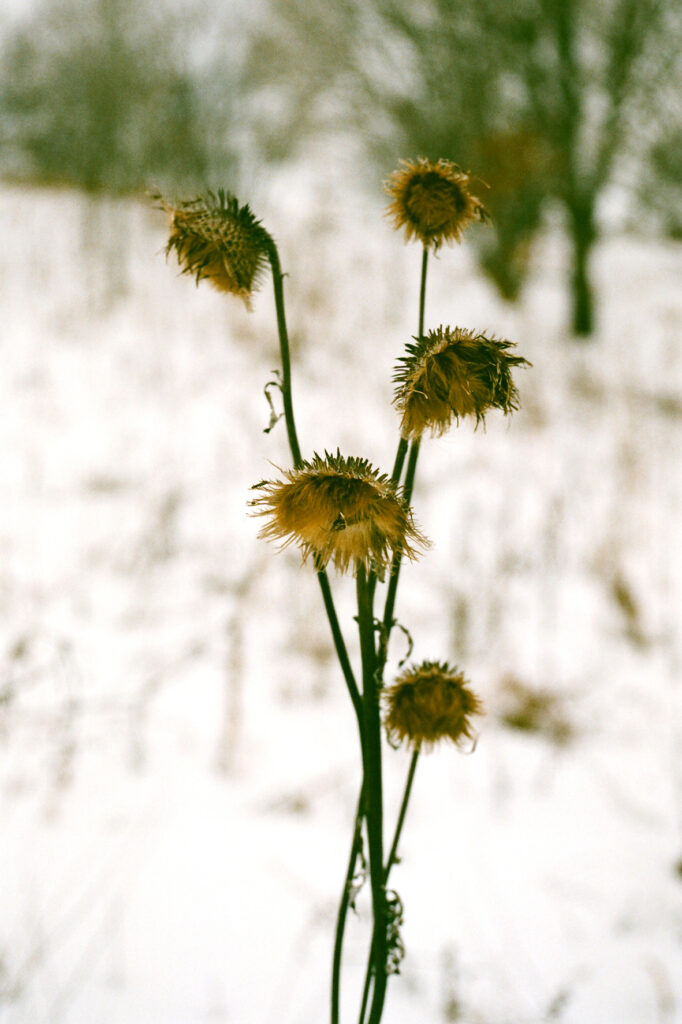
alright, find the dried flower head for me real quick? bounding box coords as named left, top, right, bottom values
left=154, top=188, right=272, bottom=306
left=251, top=451, right=428, bottom=575
left=384, top=158, right=489, bottom=249
left=393, top=325, right=531, bottom=438
left=384, top=661, right=484, bottom=750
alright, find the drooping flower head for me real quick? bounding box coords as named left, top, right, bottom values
left=251, top=451, right=427, bottom=576
left=384, top=661, right=484, bottom=750
left=393, top=325, right=531, bottom=439
left=384, top=158, right=489, bottom=249
left=154, top=188, right=272, bottom=306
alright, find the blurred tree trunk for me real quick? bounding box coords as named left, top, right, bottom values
left=546, top=0, right=597, bottom=337
left=244, top=0, right=681, bottom=337
left=568, top=196, right=596, bottom=336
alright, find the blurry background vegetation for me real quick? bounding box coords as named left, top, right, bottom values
left=0, top=0, right=246, bottom=194
left=0, top=0, right=680, bottom=335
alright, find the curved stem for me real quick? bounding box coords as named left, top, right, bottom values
left=267, top=241, right=367, bottom=1018
left=266, top=238, right=361, bottom=735
left=266, top=241, right=302, bottom=469
left=332, top=784, right=365, bottom=1024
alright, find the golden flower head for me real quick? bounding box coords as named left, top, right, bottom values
left=154, top=188, right=272, bottom=306
left=383, top=660, right=484, bottom=751
left=384, top=157, right=489, bottom=249
left=393, top=325, right=531, bottom=439
left=250, top=451, right=428, bottom=576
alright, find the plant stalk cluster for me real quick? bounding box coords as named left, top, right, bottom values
left=266, top=241, right=430, bottom=1024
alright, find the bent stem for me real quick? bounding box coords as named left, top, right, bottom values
left=266, top=229, right=378, bottom=1024
left=266, top=239, right=362, bottom=736
left=265, top=239, right=302, bottom=469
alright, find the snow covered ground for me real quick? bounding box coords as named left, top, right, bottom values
left=1, top=178, right=681, bottom=1024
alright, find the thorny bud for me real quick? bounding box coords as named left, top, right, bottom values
left=250, top=451, right=428, bottom=576
left=383, top=660, right=484, bottom=751
left=384, top=157, right=489, bottom=249
left=393, top=325, right=531, bottom=439
left=154, top=188, right=272, bottom=307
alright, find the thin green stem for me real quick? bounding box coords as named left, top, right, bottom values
left=356, top=249, right=430, bottom=1024
left=358, top=948, right=373, bottom=1024
left=266, top=239, right=361, bottom=736
left=377, top=247, right=429, bottom=669
left=266, top=236, right=367, bottom=1024
left=356, top=565, right=387, bottom=1024
left=417, top=247, right=428, bottom=342
left=390, top=437, right=408, bottom=487
left=400, top=435, right=422, bottom=508
left=384, top=747, right=420, bottom=880
left=384, top=247, right=427, bottom=494
left=357, top=747, right=420, bottom=1024
left=380, top=437, right=421, bottom=651
left=266, top=241, right=302, bottom=469
left=318, top=569, right=363, bottom=735
left=332, top=784, right=365, bottom=1024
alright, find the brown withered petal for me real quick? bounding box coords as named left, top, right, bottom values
left=393, top=325, right=531, bottom=439
left=153, top=188, right=272, bottom=307
left=384, top=157, right=489, bottom=249
left=384, top=661, right=484, bottom=750
left=250, top=451, right=428, bottom=576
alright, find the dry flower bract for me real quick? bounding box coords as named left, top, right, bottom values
left=394, top=325, right=531, bottom=438
left=384, top=661, right=484, bottom=750
left=155, top=188, right=272, bottom=306
left=251, top=451, right=428, bottom=575
left=384, top=158, right=489, bottom=249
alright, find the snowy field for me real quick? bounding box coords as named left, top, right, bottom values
left=1, top=177, right=681, bottom=1024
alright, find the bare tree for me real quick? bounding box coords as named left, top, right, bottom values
left=246, top=0, right=681, bottom=335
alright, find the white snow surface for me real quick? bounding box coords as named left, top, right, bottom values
left=1, top=177, right=681, bottom=1024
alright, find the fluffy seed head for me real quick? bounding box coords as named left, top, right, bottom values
left=384, top=661, right=484, bottom=750
left=250, top=451, right=428, bottom=576
left=154, top=188, right=272, bottom=306
left=393, top=325, right=531, bottom=438
left=384, top=157, right=489, bottom=249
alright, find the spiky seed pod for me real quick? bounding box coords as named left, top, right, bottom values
left=393, top=325, right=531, bottom=439
left=154, top=188, right=272, bottom=306
left=384, top=157, right=489, bottom=249
left=383, top=661, right=484, bottom=751
left=250, top=451, right=428, bottom=576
